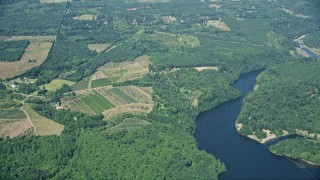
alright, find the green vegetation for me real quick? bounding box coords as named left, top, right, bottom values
left=238, top=61, right=320, bottom=136
left=41, top=79, right=75, bottom=92
left=0, top=40, right=29, bottom=62
left=0, top=108, right=26, bottom=120
left=91, top=78, right=113, bottom=88
left=107, top=117, right=150, bottom=132
left=0, top=0, right=320, bottom=178
left=270, top=138, right=320, bottom=164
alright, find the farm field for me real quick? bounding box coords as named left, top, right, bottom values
left=71, top=77, right=90, bottom=91
left=93, top=55, right=150, bottom=84
left=41, top=79, right=75, bottom=92
left=63, top=85, right=153, bottom=118
left=88, top=43, right=112, bottom=53
left=62, top=91, right=115, bottom=115
left=107, top=117, right=150, bottom=132
left=24, top=104, right=64, bottom=136
left=0, top=36, right=56, bottom=79
left=0, top=108, right=26, bottom=120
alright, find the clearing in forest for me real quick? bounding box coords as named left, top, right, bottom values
left=24, top=104, right=64, bottom=136
left=40, top=0, right=69, bottom=3
left=0, top=36, right=56, bottom=79
left=206, top=20, right=230, bottom=31
left=107, top=117, right=150, bottom=132
left=92, top=55, right=150, bottom=86
left=209, top=4, right=222, bottom=9
left=195, top=66, right=219, bottom=71
left=41, top=79, right=75, bottom=92
left=73, top=14, right=97, bottom=21
left=88, top=43, right=112, bottom=53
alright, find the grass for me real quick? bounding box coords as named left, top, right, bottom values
left=24, top=104, right=64, bottom=136
left=11, top=93, right=26, bottom=101
left=107, top=117, right=150, bottom=132
left=73, top=14, right=97, bottom=21
left=87, top=43, right=112, bottom=53
left=0, top=108, right=26, bottom=120
left=0, top=36, right=56, bottom=79
left=41, top=79, right=75, bottom=92
left=91, top=78, right=113, bottom=88
left=40, top=0, right=69, bottom=3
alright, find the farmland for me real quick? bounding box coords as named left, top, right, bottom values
left=0, top=36, right=56, bottom=79
left=107, top=117, right=150, bottom=132
left=41, top=79, right=75, bottom=92
left=93, top=55, right=150, bottom=85
left=0, top=108, right=26, bottom=120
left=24, top=104, right=64, bottom=136
left=63, top=85, right=153, bottom=118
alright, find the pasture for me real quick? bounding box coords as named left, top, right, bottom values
left=41, top=79, right=75, bottom=92
left=0, top=36, right=56, bottom=79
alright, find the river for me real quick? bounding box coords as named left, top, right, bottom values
left=195, top=71, right=320, bottom=179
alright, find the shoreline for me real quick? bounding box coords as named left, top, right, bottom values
left=236, top=127, right=320, bottom=167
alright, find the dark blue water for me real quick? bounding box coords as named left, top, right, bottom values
left=195, top=71, right=320, bottom=179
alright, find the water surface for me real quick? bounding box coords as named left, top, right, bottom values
left=195, top=71, right=320, bottom=179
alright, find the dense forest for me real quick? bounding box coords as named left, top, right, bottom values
left=0, top=0, right=320, bottom=178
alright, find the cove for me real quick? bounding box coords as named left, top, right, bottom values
left=195, top=71, right=320, bottom=179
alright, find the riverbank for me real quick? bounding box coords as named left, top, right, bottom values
left=236, top=127, right=320, bottom=167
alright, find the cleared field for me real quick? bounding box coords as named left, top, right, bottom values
left=24, top=104, right=64, bottom=136
left=195, top=66, right=219, bottom=71
left=132, top=31, right=200, bottom=48
left=73, top=14, right=97, bottom=21
left=107, top=117, right=150, bottom=132
left=91, top=78, right=113, bottom=88
left=88, top=43, right=111, bottom=53
left=0, top=108, right=27, bottom=120
left=0, top=120, right=33, bottom=138
left=41, top=79, right=75, bottom=92
left=103, top=103, right=153, bottom=119
left=207, top=20, right=230, bottom=31
left=40, top=0, right=69, bottom=3
left=94, top=55, right=150, bottom=83
left=0, top=36, right=56, bottom=79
